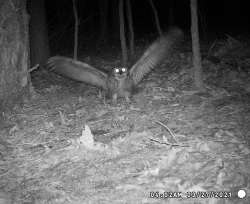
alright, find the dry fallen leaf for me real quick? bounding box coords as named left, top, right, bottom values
left=80, top=124, right=94, bottom=149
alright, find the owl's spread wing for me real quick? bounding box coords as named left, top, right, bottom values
left=129, top=28, right=183, bottom=85
left=46, top=56, right=108, bottom=90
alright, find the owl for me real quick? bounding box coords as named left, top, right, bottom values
left=46, top=28, right=183, bottom=103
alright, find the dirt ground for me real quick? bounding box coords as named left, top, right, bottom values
left=0, top=38, right=250, bottom=204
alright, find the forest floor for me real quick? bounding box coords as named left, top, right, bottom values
left=0, top=36, right=250, bottom=204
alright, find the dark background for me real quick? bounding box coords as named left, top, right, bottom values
left=43, top=0, right=250, bottom=54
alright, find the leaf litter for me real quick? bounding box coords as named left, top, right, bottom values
left=0, top=39, right=250, bottom=204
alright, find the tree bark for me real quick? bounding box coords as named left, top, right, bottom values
left=190, top=0, right=204, bottom=90
left=72, top=0, right=79, bottom=59
left=126, top=0, right=135, bottom=59
left=119, top=0, right=128, bottom=66
left=0, top=0, right=30, bottom=110
left=148, top=0, right=162, bottom=36
left=29, top=0, right=50, bottom=67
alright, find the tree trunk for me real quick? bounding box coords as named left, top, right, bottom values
left=126, top=0, right=135, bottom=59
left=72, top=0, right=79, bottom=59
left=190, top=0, right=204, bottom=90
left=29, top=0, right=50, bottom=67
left=119, top=0, right=128, bottom=66
left=0, top=0, right=30, bottom=110
left=148, top=0, right=162, bottom=36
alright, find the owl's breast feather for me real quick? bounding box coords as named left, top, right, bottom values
left=107, top=75, right=134, bottom=98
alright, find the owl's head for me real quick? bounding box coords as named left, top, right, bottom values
left=113, top=67, right=128, bottom=79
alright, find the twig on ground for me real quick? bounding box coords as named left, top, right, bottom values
left=149, top=137, right=189, bottom=147
left=155, top=120, right=178, bottom=142
left=29, top=64, right=40, bottom=73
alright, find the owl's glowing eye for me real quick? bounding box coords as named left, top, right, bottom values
left=114, top=68, right=119, bottom=73
left=121, top=67, right=127, bottom=72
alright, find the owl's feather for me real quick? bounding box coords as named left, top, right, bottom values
left=46, top=28, right=183, bottom=101
left=47, top=56, right=108, bottom=90
left=129, top=28, right=183, bottom=85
